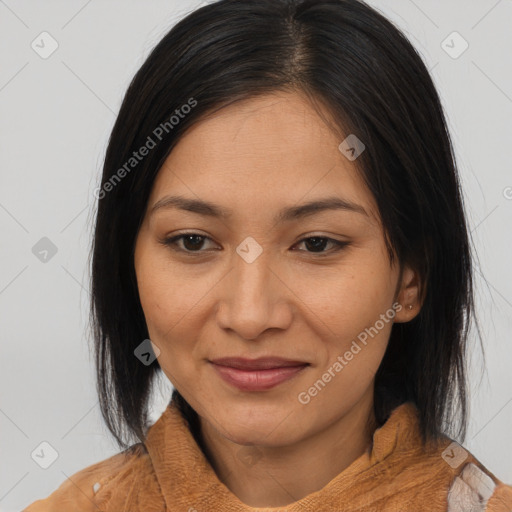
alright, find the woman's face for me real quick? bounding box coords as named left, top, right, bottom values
left=134, top=90, right=417, bottom=447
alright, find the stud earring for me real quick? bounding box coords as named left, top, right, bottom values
left=407, top=304, right=413, bottom=310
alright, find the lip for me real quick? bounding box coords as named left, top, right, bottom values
left=209, top=357, right=309, bottom=391
left=210, top=356, right=309, bottom=370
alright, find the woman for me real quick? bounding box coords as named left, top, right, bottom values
left=24, top=0, right=512, bottom=510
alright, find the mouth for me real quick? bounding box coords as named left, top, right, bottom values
left=209, top=356, right=309, bottom=370
left=209, top=357, right=310, bottom=391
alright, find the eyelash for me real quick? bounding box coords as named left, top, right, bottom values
left=159, top=233, right=350, bottom=257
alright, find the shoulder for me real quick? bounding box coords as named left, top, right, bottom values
left=22, top=443, right=164, bottom=511
left=387, top=403, right=512, bottom=511
left=443, top=443, right=512, bottom=512
left=484, top=482, right=512, bottom=512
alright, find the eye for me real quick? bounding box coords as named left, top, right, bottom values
left=292, top=236, right=350, bottom=255
left=160, top=233, right=350, bottom=256
left=160, top=233, right=218, bottom=253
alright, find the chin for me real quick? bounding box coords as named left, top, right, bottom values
left=211, top=403, right=305, bottom=447
left=222, top=424, right=298, bottom=447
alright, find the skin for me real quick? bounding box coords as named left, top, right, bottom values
left=134, top=90, right=422, bottom=508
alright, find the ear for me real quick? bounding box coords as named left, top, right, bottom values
left=393, top=265, right=423, bottom=323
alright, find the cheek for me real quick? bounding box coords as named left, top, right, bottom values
left=294, top=256, right=395, bottom=340
left=134, top=252, right=219, bottom=372
left=136, top=246, right=198, bottom=331
left=291, top=248, right=397, bottom=392
left=136, top=266, right=198, bottom=382
left=135, top=243, right=185, bottom=343
left=138, top=273, right=192, bottom=348
left=296, top=269, right=395, bottom=417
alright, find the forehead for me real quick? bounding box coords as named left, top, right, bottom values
left=148, top=91, right=378, bottom=224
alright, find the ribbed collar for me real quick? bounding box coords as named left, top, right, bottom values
left=144, top=399, right=439, bottom=511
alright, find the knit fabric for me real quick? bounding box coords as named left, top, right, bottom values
left=24, top=400, right=512, bottom=511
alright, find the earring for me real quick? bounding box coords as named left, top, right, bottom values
left=407, top=304, right=413, bottom=310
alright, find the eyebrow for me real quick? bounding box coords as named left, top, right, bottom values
left=150, top=194, right=368, bottom=222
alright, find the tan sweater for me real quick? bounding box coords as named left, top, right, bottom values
left=24, top=400, right=512, bottom=511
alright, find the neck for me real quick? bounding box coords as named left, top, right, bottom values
left=197, top=393, right=377, bottom=508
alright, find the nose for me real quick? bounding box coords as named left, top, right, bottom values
left=215, top=250, right=293, bottom=341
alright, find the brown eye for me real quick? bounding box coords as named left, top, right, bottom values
left=294, top=237, right=350, bottom=254
left=180, top=234, right=207, bottom=251
left=160, top=233, right=217, bottom=253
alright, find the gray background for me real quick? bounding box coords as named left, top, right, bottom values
left=1, top=0, right=511, bottom=510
